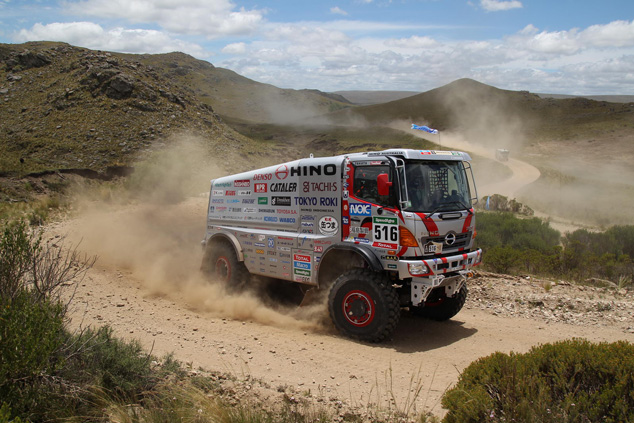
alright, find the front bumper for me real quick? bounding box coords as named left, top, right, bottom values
left=395, top=249, right=482, bottom=306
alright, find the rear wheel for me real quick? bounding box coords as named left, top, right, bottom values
left=202, top=242, right=248, bottom=291
left=411, top=285, right=467, bottom=321
left=328, top=268, right=400, bottom=343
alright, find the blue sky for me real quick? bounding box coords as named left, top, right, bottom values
left=1, top=0, right=633, bottom=94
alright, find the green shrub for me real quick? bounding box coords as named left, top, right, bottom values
left=442, top=339, right=634, bottom=423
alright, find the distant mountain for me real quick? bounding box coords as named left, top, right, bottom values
left=326, top=78, right=634, bottom=147
left=537, top=93, right=634, bottom=103
left=333, top=91, right=420, bottom=106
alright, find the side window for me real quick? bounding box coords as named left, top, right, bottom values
left=353, top=165, right=392, bottom=207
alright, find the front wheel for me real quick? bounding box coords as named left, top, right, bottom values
left=328, top=268, right=400, bottom=343
left=411, top=285, right=467, bottom=321
left=201, top=242, right=249, bottom=291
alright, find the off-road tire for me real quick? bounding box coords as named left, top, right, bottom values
left=412, top=285, right=467, bottom=321
left=202, top=242, right=249, bottom=291
left=328, top=268, right=400, bottom=343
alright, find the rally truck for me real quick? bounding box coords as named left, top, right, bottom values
left=201, top=149, right=482, bottom=342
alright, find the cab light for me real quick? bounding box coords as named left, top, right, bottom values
left=408, top=262, right=429, bottom=277
left=399, top=226, right=419, bottom=247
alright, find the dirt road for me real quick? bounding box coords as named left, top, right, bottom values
left=52, top=197, right=634, bottom=418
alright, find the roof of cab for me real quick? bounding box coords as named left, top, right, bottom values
left=347, top=148, right=472, bottom=162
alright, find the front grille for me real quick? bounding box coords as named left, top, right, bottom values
left=421, top=231, right=471, bottom=253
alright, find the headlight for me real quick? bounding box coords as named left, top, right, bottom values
left=408, top=262, right=429, bottom=276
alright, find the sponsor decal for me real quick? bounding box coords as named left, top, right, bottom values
left=294, top=254, right=311, bottom=263
left=268, top=237, right=275, bottom=248
left=277, top=246, right=291, bottom=252
left=387, top=264, right=398, bottom=270
left=255, top=183, right=268, bottom=193
left=270, top=182, right=297, bottom=192
left=294, top=261, right=311, bottom=270
left=381, top=255, right=399, bottom=261
left=258, top=208, right=276, bottom=213
left=280, top=217, right=296, bottom=223
left=258, top=235, right=266, bottom=241
left=342, top=216, right=349, bottom=225
left=225, top=190, right=236, bottom=196
left=275, top=165, right=289, bottom=180
left=214, top=181, right=232, bottom=188
left=264, top=216, right=278, bottom=222
left=211, top=198, right=224, bottom=204
left=254, top=173, right=272, bottom=180
left=256, top=249, right=265, bottom=254
left=230, top=207, right=242, bottom=213
left=342, top=190, right=349, bottom=200
left=267, top=250, right=277, bottom=256
left=242, top=199, right=255, bottom=204
left=254, top=242, right=265, bottom=247
left=350, top=203, right=371, bottom=216
left=303, top=181, right=338, bottom=193
left=245, top=216, right=263, bottom=221
left=258, top=197, right=268, bottom=205
left=227, top=199, right=240, bottom=203
left=212, top=190, right=224, bottom=196
left=238, top=190, right=251, bottom=196
left=319, top=216, right=339, bottom=236
left=243, top=207, right=257, bottom=213
left=350, top=226, right=370, bottom=234
left=373, top=241, right=399, bottom=250
left=301, top=215, right=315, bottom=221
left=277, top=209, right=297, bottom=214
left=216, top=206, right=227, bottom=212
left=234, top=179, right=250, bottom=188
left=294, top=268, right=311, bottom=277
left=290, top=164, right=337, bottom=177
left=314, top=246, right=323, bottom=253
left=271, top=196, right=291, bottom=206
left=295, top=197, right=338, bottom=207
left=208, top=206, right=215, bottom=212
left=353, top=237, right=371, bottom=244
left=301, top=221, right=315, bottom=228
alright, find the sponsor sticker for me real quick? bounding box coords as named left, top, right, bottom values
left=271, top=196, right=291, bottom=206
left=255, top=183, right=268, bottom=193
left=234, top=179, right=250, bottom=187
left=318, top=216, right=339, bottom=236
left=350, top=203, right=371, bottom=216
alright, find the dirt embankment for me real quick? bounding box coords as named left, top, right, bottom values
left=50, top=196, right=634, bottom=419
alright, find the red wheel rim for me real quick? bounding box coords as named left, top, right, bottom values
left=342, top=290, right=375, bottom=327
left=215, top=256, right=231, bottom=282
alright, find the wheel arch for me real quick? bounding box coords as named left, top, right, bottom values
left=317, top=243, right=383, bottom=289
left=204, top=232, right=244, bottom=262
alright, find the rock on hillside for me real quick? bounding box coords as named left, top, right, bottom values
left=0, top=42, right=248, bottom=176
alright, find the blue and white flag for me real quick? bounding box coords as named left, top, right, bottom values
left=411, top=124, right=439, bottom=134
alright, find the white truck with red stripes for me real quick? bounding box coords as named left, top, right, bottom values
left=202, top=149, right=482, bottom=342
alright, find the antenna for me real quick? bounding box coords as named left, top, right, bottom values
left=309, top=153, right=314, bottom=158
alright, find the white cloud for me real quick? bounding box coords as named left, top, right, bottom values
left=62, top=0, right=265, bottom=38
left=330, top=7, right=348, bottom=16
left=385, top=35, right=437, bottom=49
left=480, top=0, right=522, bottom=12
left=14, top=21, right=206, bottom=56
left=222, top=42, right=247, bottom=55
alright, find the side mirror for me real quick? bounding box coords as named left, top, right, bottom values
left=377, top=173, right=392, bottom=196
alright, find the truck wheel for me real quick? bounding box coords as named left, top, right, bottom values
left=412, top=285, right=467, bottom=321
left=202, top=242, right=248, bottom=291
left=328, top=268, right=400, bottom=343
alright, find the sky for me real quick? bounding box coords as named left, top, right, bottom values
left=1, top=0, right=633, bottom=95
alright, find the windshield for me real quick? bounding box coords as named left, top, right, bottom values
left=403, top=160, right=472, bottom=213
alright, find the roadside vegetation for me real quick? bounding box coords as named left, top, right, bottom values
left=476, top=211, right=633, bottom=288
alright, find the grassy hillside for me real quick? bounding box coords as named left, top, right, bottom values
left=0, top=42, right=262, bottom=178
left=116, top=51, right=352, bottom=123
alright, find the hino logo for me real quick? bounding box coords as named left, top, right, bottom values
left=444, top=232, right=457, bottom=246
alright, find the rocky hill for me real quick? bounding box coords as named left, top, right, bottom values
left=0, top=42, right=261, bottom=178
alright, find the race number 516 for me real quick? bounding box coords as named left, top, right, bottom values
left=373, top=216, right=398, bottom=243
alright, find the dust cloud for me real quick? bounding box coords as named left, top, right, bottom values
left=68, top=135, right=328, bottom=333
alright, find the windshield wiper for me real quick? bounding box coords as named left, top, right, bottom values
left=423, top=201, right=472, bottom=219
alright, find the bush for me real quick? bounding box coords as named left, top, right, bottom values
left=442, top=339, right=634, bottom=423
